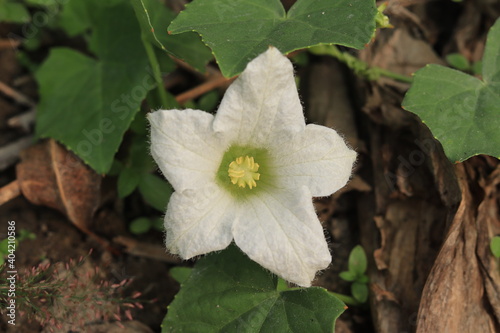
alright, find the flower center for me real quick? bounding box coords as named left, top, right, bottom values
left=228, top=156, right=260, bottom=189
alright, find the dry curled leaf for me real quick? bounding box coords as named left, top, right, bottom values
left=416, top=160, right=500, bottom=333
left=16, top=139, right=101, bottom=232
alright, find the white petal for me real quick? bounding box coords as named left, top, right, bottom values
left=213, top=47, right=305, bottom=147
left=232, top=187, right=331, bottom=287
left=148, top=109, right=225, bottom=192
left=270, top=124, right=356, bottom=197
left=165, top=183, right=235, bottom=259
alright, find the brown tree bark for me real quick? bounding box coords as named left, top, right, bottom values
left=304, top=26, right=499, bottom=331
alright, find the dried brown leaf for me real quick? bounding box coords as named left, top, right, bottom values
left=416, top=161, right=500, bottom=332
left=16, top=139, right=101, bottom=232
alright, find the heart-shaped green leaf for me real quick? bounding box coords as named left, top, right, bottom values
left=35, top=0, right=152, bottom=173
left=169, top=0, right=377, bottom=77
left=163, top=245, right=345, bottom=333
left=402, top=19, right=500, bottom=162
left=131, top=0, right=213, bottom=72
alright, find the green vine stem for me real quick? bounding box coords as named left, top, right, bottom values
left=310, top=45, right=413, bottom=84
left=329, top=291, right=362, bottom=306
left=142, top=39, right=171, bottom=108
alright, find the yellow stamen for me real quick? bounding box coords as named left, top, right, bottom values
left=228, top=156, right=260, bottom=189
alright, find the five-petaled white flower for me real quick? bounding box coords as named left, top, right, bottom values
left=148, top=47, right=356, bottom=287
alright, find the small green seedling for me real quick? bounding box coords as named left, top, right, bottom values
left=446, top=53, right=482, bottom=75
left=490, top=236, right=500, bottom=258
left=129, top=217, right=164, bottom=235
left=446, top=53, right=470, bottom=71
left=339, top=245, right=370, bottom=303
left=197, top=91, right=220, bottom=113
left=0, top=229, right=36, bottom=266
left=112, top=132, right=173, bottom=213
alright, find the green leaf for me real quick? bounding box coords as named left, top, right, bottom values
left=118, top=167, right=142, bottom=198
left=138, top=173, right=173, bottom=211
left=357, top=274, right=369, bottom=284
left=169, top=0, right=377, bottom=77
left=351, top=282, right=368, bottom=303
left=472, top=60, right=483, bottom=75
left=22, top=28, right=42, bottom=50
left=57, top=0, right=91, bottom=36
left=0, top=1, right=30, bottom=23
left=490, top=236, right=500, bottom=258
left=339, top=271, right=357, bottom=282
left=151, top=217, right=164, bottom=231
left=197, top=91, right=220, bottom=112
left=129, top=112, right=148, bottom=135
left=0, top=238, right=9, bottom=254
left=170, top=267, right=193, bottom=284
left=348, top=245, right=367, bottom=276
left=163, top=245, right=346, bottom=332
left=276, top=277, right=289, bottom=292
left=0, top=238, right=18, bottom=255
left=291, top=51, right=310, bottom=67
left=35, top=0, right=152, bottom=173
left=131, top=0, right=213, bottom=72
left=446, top=53, right=470, bottom=71
left=117, top=134, right=155, bottom=198
left=18, top=229, right=36, bottom=241
left=483, top=22, right=500, bottom=84
left=127, top=134, right=155, bottom=170
left=108, top=159, right=123, bottom=176
left=153, top=46, right=176, bottom=74
left=403, top=18, right=500, bottom=162
left=129, top=217, right=152, bottom=234
left=24, top=0, right=58, bottom=6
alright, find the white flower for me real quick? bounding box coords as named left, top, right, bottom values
left=148, top=47, right=356, bottom=287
